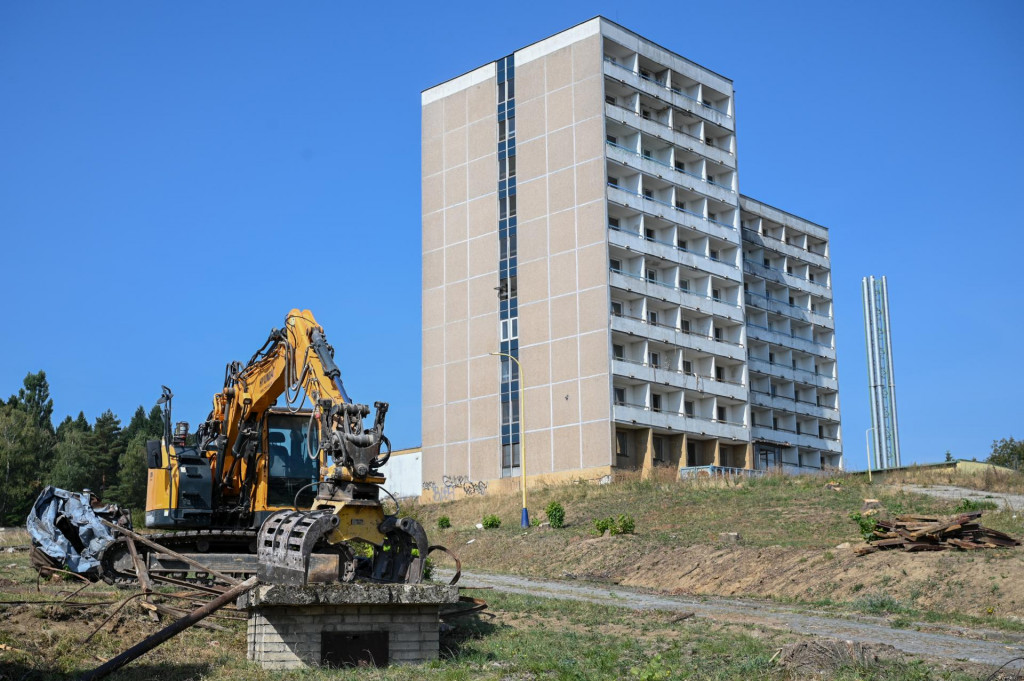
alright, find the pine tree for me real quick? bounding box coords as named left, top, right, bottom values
left=108, top=433, right=150, bottom=509
left=147, top=405, right=165, bottom=440
left=9, top=371, right=54, bottom=434
left=49, top=429, right=97, bottom=493
left=84, top=410, right=124, bottom=497
left=0, top=404, right=54, bottom=524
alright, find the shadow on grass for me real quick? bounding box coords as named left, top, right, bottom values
left=439, top=611, right=501, bottom=662
left=0, top=661, right=214, bottom=681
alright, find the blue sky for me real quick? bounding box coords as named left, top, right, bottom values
left=1, top=2, right=1021, bottom=466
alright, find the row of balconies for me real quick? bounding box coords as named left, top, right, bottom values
left=608, top=212, right=739, bottom=277
left=610, top=311, right=747, bottom=364
left=610, top=256, right=744, bottom=311
left=746, top=317, right=835, bottom=358
left=613, top=335, right=746, bottom=382
left=742, top=249, right=832, bottom=291
left=604, top=101, right=734, bottom=171
left=743, top=290, right=834, bottom=328
left=741, top=226, right=829, bottom=271
left=756, top=445, right=843, bottom=470
left=740, top=213, right=829, bottom=256
left=747, top=345, right=837, bottom=381
left=605, top=136, right=735, bottom=205
left=602, top=40, right=733, bottom=124
left=607, top=163, right=738, bottom=230
left=608, top=185, right=737, bottom=243
left=744, top=283, right=832, bottom=320
left=613, top=381, right=747, bottom=427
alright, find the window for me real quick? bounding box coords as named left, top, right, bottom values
left=609, top=216, right=620, bottom=229
left=498, top=117, right=515, bottom=142
left=641, top=109, right=651, bottom=120
left=716, top=406, right=727, bottom=422
left=612, top=344, right=624, bottom=360
left=501, top=398, right=520, bottom=425
left=707, top=174, right=714, bottom=184
left=651, top=393, right=662, bottom=413
left=712, top=288, right=721, bottom=301
left=646, top=268, right=657, bottom=283
left=770, top=384, right=777, bottom=396
left=715, top=366, right=724, bottom=381
left=763, top=257, right=770, bottom=267
left=611, top=300, right=623, bottom=316
left=681, top=319, right=691, bottom=333
left=647, top=310, right=658, bottom=325
left=682, top=360, right=693, bottom=374
left=769, top=352, right=775, bottom=363
left=818, top=425, right=824, bottom=438
left=786, top=265, right=793, bottom=275
left=713, top=326, right=723, bottom=340
left=652, top=436, right=665, bottom=462
left=642, top=148, right=652, bottom=159
left=708, top=212, right=718, bottom=222
left=686, top=441, right=697, bottom=466
left=606, top=134, right=617, bottom=144
left=607, top=175, right=619, bottom=187
left=640, top=69, right=651, bottom=79
left=675, top=200, right=686, bottom=210
left=772, top=417, right=779, bottom=430
left=788, top=296, right=794, bottom=305
left=615, top=430, right=629, bottom=457
left=678, top=278, right=689, bottom=291
left=795, top=423, right=802, bottom=435
left=609, top=258, right=622, bottom=271
left=709, top=249, right=720, bottom=261
left=684, top=400, right=695, bottom=417
left=643, top=188, right=653, bottom=198
left=649, top=351, right=660, bottom=368
left=605, top=95, right=616, bottom=105
left=809, top=273, right=816, bottom=282
left=645, top=228, right=654, bottom=240
left=500, top=317, right=519, bottom=341
left=705, top=136, right=714, bottom=146
left=501, top=442, right=521, bottom=470
left=677, top=239, right=687, bottom=250
left=751, top=413, right=757, bottom=427
left=675, top=160, right=685, bottom=172
left=614, top=387, right=626, bottom=405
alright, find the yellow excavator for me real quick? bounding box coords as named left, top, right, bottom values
left=101, top=309, right=427, bottom=586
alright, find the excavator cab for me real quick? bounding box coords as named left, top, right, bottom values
left=264, top=411, right=320, bottom=510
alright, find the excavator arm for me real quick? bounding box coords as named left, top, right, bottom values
left=196, top=309, right=426, bottom=586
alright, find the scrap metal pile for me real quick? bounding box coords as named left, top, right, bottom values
left=855, top=510, right=1021, bottom=556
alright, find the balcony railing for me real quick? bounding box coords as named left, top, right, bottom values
left=605, top=102, right=733, bottom=160
left=744, top=291, right=833, bottom=324
left=608, top=183, right=737, bottom=230
left=748, top=357, right=836, bottom=382
left=741, top=227, right=829, bottom=260
left=613, top=355, right=746, bottom=386
left=610, top=309, right=745, bottom=347
left=746, top=322, right=834, bottom=350
left=609, top=267, right=742, bottom=308
left=679, top=465, right=764, bottom=479
left=608, top=222, right=738, bottom=269
left=604, top=58, right=732, bottom=117
left=606, top=141, right=735, bottom=194
left=742, top=258, right=830, bottom=290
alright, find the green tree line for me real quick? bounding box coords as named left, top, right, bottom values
left=0, top=370, right=164, bottom=525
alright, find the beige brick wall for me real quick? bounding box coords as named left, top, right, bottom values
left=422, top=68, right=499, bottom=488
left=514, top=32, right=612, bottom=475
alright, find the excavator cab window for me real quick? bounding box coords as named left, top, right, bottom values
left=266, top=414, right=319, bottom=509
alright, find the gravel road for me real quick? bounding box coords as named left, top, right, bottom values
left=447, top=570, right=1024, bottom=670
left=894, top=484, right=1024, bottom=512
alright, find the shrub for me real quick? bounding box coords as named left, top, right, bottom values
left=593, top=514, right=635, bottom=535
left=849, top=511, right=878, bottom=541
left=481, top=514, right=501, bottom=529
left=437, top=515, right=451, bottom=529
left=545, top=501, right=566, bottom=528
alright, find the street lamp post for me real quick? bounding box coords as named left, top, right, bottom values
left=865, top=427, right=875, bottom=484
left=490, top=351, right=529, bottom=528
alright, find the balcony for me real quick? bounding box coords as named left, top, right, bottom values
left=603, top=59, right=734, bottom=129
left=747, top=356, right=838, bottom=390
left=742, top=258, right=833, bottom=298
left=605, top=141, right=736, bottom=202
left=744, top=290, right=834, bottom=328
left=612, top=357, right=748, bottom=401
left=607, top=223, right=739, bottom=278
left=746, top=322, right=835, bottom=359
left=748, top=389, right=840, bottom=420
left=751, top=425, right=842, bottom=453
left=741, top=228, right=830, bottom=270
left=607, top=184, right=738, bottom=242
left=604, top=103, right=735, bottom=168
left=610, top=312, right=747, bottom=362
left=609, top=269, right=745, bottom=325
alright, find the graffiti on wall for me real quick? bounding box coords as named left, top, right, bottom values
left=422, top=475, right=488, bottom=502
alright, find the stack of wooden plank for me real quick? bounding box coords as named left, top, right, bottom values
left=855, top=510, right=1020, bottom=556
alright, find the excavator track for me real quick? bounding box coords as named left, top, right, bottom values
left=99, top=529, right=259, bottom=586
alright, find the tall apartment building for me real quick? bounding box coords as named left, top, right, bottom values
left=421, top=17, right=841, bottom=490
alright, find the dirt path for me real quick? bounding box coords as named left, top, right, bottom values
left=449, top=570, right=1024, bottom=670
left=892, top=484, right=1024, bottom=512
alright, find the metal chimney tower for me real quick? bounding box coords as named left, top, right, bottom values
left=862, top=275, right=901, bottom=469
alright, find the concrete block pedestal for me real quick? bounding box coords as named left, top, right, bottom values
left=240, top=582, right=459, bottom=670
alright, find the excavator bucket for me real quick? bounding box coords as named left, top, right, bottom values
left=257, top=510, right=340, bottom=586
